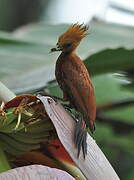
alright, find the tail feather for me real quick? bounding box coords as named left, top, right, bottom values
left=74, top=116, right=87, bottom=159
left=76, top=130, right=86, bottom=158
left=82, top=130, right=87, bottom=159
left=74, top=117, right=82, bottom=145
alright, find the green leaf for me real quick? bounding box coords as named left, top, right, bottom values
left=0, top=21, right=134, bottom=178
left=94, top=123, right=134, bottom=156
left=0, top=20, right=133, bottom=93
left=92, top=73, right=134, bottom=105
left=104, top=106, right=134, bottom=124
left=0, top=147, right=10, bottom=172
left=85, top=48, right=134, bottom=75
left=0, top=107, right=54, bottom=156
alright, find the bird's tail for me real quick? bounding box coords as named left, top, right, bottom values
left=74, top=116, right=87, bottom=159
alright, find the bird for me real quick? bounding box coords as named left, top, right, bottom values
left=50, top=24, right=96, bottom=158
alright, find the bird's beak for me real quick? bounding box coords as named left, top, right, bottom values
left=50, top=47, right=60, bottom=53
left=50, top=44, right=62, bottom=53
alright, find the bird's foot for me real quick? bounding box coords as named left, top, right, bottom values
left=52, top=96, right=65, bottom=102
left=62, top=104, right=73, bottom=113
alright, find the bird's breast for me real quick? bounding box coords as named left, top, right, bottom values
left=55, top=52, right=96, bottom=123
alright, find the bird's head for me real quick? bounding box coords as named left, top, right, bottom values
left=50, top=24, right=89, bottom=53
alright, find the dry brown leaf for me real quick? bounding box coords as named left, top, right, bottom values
left=39, top=96, right=120, bottom=180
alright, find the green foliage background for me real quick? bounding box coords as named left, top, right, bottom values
left=0, top=18, right=134, bottom=179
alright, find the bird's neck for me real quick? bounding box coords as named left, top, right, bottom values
left=60, top=51, right=76, bottom=58
left=56, top=51, right=77, bottom=68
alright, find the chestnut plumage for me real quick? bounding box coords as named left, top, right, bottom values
left=51, top=24, right=96, bottom=158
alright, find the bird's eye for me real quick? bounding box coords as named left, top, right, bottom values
left=65, top=42, right=72, bottom=47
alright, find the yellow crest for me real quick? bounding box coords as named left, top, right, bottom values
left=59, top=23, right=89, bottom=42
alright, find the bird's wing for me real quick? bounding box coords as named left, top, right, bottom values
left=62, top=63, right=96, bottom=123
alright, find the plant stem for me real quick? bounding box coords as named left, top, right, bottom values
left=0, top=82, right=14, bottom=172
left=0, top=81, right=16, bottom=102
left=0, top=147, right=10, bottom=172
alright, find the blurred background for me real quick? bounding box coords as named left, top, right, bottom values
left=0, top=0, right=134, bottom=180
left=0, top=0, right=134, bottom=31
